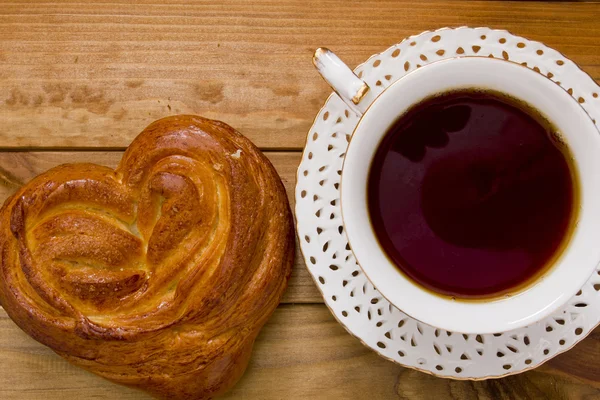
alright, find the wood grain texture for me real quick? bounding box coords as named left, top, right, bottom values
left=0, top=150, right=323, bottom=305
left=0, top=0, right=599, bottom=149
left=2, top=1, right=600, bottom=399
left=1, top=305, right=599, bottom=400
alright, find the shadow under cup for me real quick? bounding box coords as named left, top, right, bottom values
left=340, top=57, right=600, bottom=334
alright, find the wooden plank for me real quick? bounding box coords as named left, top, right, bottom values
left=0, top=0, right=599, bottom=149
left=0, top=304, right=599, bottom=399
left=0, top=150, right=323, bottom=304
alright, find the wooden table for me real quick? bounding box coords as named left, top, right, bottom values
left=1, top=1, right=599, bottom=398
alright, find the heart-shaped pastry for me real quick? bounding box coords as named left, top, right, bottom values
left=0, top=115, right=294, bottom=399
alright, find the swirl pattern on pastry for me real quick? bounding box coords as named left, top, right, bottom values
left=0, top=115, right=295, bottom=399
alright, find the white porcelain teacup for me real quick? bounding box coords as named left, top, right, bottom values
left=313, top=49, right=600, bottom=334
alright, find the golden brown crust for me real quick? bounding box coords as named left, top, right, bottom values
left=0, top=115, right=295, bottom=399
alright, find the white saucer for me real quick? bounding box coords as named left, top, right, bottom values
left=295, top=26, right=600, bottom=379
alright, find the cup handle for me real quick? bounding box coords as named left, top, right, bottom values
left=313, top=48, right=372, bottom=116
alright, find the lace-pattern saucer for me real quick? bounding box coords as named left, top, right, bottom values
left=295, top=27, right=600, bottom=379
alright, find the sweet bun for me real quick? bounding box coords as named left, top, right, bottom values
left=0, top=115, right=294, bottom=399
